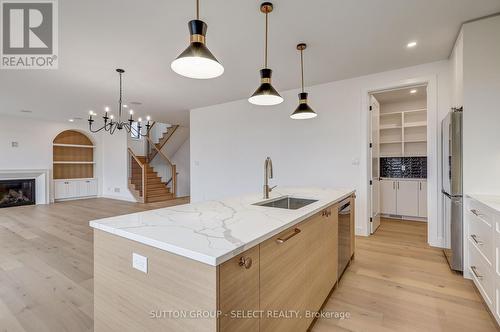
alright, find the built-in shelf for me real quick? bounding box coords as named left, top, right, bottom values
left=380, top=125, right=402, bottom=130
left=379, top=107, right=427, bottom=158
left=53, top=130, right=95, bottom=179
left=53, top=143, right=95, bottom=148
left=380, top=108, right=427, bottom=116
left=404, top=122, right=427, bottom=128
left=53, top=161, right=95, bottom=164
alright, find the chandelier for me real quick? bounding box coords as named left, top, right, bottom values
left=88, top=69, right=151, bottom=136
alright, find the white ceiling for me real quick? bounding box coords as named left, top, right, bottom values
left=373, top=86, right=427, bottom=104
left=1, top=0, right=499, bottom=126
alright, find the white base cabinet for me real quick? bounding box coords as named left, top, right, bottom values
left=54, top=179, right=97, bottom=200
left=465, top=195, right=500, bottom=326
left=380, top=179, right=427, bottom=218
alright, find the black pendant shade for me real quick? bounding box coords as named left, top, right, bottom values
left=171, top=2, right=224, bottom=79
left=175, top=21, right=219, bottom=63
left=291, top=43, right=317, bottom=119
left=291, top=92, right=316, bottom=119
left=249, top=68, right=283, bottom=105
left=248, top=2, right=283, bottom=106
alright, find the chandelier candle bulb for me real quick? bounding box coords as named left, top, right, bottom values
left=88, top=69, right=150, bottom=137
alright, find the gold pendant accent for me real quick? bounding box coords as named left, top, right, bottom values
left=190, top=34, right=205, bottom=44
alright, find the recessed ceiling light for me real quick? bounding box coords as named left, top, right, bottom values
left=410, top=89, right=417, bottom=94
left=20, top=109, right=32, bottom=113
left=130, top=101, right=142, bottom=106
left=68, top=119, right=74, bottom=122
left=407, top=41, right=417, bottom=48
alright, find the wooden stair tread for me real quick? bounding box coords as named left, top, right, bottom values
left=129, top=150, right=177, bottom=203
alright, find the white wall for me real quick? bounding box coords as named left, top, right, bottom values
left=0, top=115, right=136, bottom=203
left=128, top=135, right=146, bottom=156
left=101, top=129, right=136, bottom=201
left=462, top=15, right=500, bottom=196
left=190, top=60, right=451, bottom=244
left=0, top=115, right=103, bottom=202
left=172, top=138, right=190, bottom=197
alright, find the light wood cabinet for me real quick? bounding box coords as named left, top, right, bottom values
left=94, top=195, right=355, bottom=332
left=260, top=219, right=310, bottom=332
left=219, top=246, right=260, bottom=332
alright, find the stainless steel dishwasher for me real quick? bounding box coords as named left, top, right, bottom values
left=338, top=198, right=352, bottom=277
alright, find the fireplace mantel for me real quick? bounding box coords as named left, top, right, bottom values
left=0, top=169, right=50, bottom=205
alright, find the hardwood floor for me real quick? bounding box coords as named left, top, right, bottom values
left=0, top=197, right=189, bottom=332
left=0, top=204, right=496, bottom=332
left=312, top=218, right=498, bottom=332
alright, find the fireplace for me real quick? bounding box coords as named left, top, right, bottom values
left=0, top=179, right=36, bottom=208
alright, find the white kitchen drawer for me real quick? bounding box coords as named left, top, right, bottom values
left=468, top=208, right=494, bottom=265
left=468, top=198, right=495, bottom=227
left=496, top=280, right=500, bottom=326
left=469, top=239, right=494, bottom=309
left=496, top=224, right=500, bottom=278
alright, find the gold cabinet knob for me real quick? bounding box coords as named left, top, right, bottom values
left=239, top=257, right=252, bottom=269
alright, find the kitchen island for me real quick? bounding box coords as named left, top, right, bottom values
left=90, top=187, right=355, bottom=332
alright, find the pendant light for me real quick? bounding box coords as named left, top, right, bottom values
left=290, top=43, right=317, bottom=119
left=248, top=2, right=283, bottom=106
left=171, top=0, right=224, bottom=79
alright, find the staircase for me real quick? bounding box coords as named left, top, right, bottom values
left=148, top=124, right=179, bottom=161
left=127, top=122, right=181, bottom=203
left=128, top=155, right=174, bottom=203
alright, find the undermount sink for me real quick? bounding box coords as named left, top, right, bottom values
left=253, top=196, right=318, bottom=210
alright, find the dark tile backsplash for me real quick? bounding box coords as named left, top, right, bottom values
left=380, top=157, right=427, bottom=179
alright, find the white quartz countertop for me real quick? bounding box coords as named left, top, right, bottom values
left=467, top=194, right=500, bottom=213
left=89, top=187, right=355, bottom=266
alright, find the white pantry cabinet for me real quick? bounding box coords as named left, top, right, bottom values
left=396, top=181, right=419, bottom=216
left=380, top=179, right=427, bottom=218
left=418, top=181, right=427, bottom=217
left=380, top=180, right=397, bottom=215
left=54, top=179, right=98, bottom=200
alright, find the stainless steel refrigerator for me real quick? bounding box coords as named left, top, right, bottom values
left=442, top=108, right=463, bottom=271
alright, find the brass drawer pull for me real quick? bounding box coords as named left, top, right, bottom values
left=239, top=257, right=252, bottom=269
left=471, top=234, right=483, bottom=245
left=471, top=266, right=483, bottom=279
left=276, top=228, right=301, bottom=244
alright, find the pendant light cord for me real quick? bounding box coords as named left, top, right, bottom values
left=196, top=0, right=200, bottom=20
left=300, top=49, right=304, bottom=92
left=265, top=12, right=268, bottom=68
left=118, top=72, right=123, bottom=121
